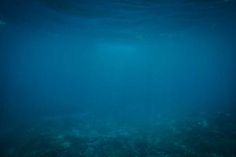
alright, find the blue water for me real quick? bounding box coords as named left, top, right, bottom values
left=0, top=0, right=236, bottom=156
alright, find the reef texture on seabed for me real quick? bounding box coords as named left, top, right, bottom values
left=0, top=112, right=236, bottom=157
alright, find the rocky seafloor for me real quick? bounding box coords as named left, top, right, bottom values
left=0, top=112, right=236, bottom=157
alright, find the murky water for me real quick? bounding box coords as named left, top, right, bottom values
left=0, top=0, right=236, bottom=156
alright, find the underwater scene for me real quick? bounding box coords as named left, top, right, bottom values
left=0, top=0, right=236, bottom=157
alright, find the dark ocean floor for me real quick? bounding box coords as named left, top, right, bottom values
left=0, top=111, right=236, bottom=157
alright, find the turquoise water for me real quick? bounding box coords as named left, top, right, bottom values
left=0, top=0, right=236, bottom=156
